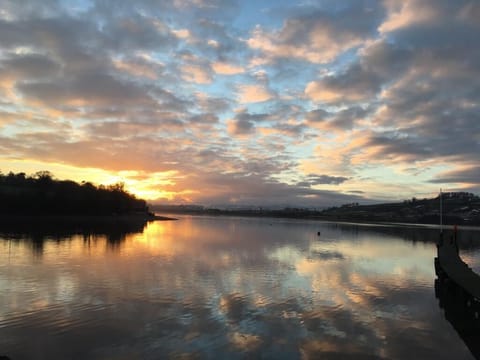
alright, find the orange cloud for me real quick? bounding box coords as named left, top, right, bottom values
left=181, top=64, right=212, bottom=84
left=379, top=0, right=442, bottom=33
left=212, top=61, right=245, bottom=75
left=305, top=81, right=344, bottom=103
left=237, top=84, right=273, bottom=103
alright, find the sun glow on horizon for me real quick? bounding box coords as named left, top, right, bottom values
left=0, top=159, right=184, bottom=201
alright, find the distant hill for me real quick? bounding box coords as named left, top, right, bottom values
left=154, top=192, right=480, bottom=226
left=319, top=192, right=480, bottom=225
left=0, top=171, right=149, bottom=216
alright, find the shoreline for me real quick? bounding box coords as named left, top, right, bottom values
left=154, top=211, right=480, bottom=229
left=0, top=214, right=178, bottom=223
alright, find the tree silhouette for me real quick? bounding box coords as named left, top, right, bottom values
left=0, top=171, right=148, bottom=215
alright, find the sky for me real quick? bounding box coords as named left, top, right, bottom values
left=0, top=0, right=479, bottom=207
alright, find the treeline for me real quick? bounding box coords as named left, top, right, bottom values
left=0, top=171, right=148, bottom=215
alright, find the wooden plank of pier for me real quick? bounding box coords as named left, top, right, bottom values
left=438, top=236, right=480, bottom=300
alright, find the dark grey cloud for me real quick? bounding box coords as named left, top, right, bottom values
left=0, top=17, right=99, bottom=62
left=330, top=107, right=371, bottom=130
left=17, top=72, right=154, bottom=107
left=298, top=174, right=350, bottom=188
left=305, top=109, right=329, bottom=123
left=189, top=113, right=219, bottom=124
left=0, top=0, right=63, bottom=18
left=98, top=14, right=178, bottom=51
left=359, top=40, right=413, bottom=79
left=430, top=166, right=480, bottom=184
left=112, top=55, right=166, bottom=80
left=149, top=88, right=193, bottom=113
left=0, top=53, right=61, bottom=79
left=272, top=122, right=310, bottom=137
left=234, top=104, right=312, bottom=139
left=305, top=106, right=372, bottom=131
left=85, top=116, right=185, bottom=139
left=307, top=63, right=384, bottom=104
left=228, top=109, right=277, bottom=136
left=195, top=18, right=243, bottom=56
left=196, top=95, right=231, bottom=114
left=229, top=118, right=255, bottom=135
left=292, top=0, right=383, bottom=39
left=363, top=132, right=433, bottom=161
left=235, top=111, right=271, bottom=123
left=304, top=39, right=413, bottom=105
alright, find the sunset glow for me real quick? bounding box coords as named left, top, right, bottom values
left=1, top=0, right=479, bottom=206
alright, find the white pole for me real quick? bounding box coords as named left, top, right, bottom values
left=440, top=188, right=443, bottom=233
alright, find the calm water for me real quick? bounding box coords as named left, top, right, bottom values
left=1, top=216, right=479, bottom=359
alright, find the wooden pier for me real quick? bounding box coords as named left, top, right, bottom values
left=434, top=232, right=480, bottom=360
left=435, top=233, right=480, bottom=301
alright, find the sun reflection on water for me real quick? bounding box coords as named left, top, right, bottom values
left=0, top=218, right=478, bottom=359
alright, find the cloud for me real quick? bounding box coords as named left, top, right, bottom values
left=112, top=56, right=163, bottom=80
left=305, top=109, right=329, bottom=123
left=227, top=118, right=255, bottom=136
left=195, top=92, right=231, bottom=113
left=430, top=166, right=480, bottom=184
left=189, top=113, right=219, bottom=124
left=305, top=106, right=371, bottom=131
left=247, top=1, right=384, bottom=64
left=0, top=53, right=61, bottom=80
left=298, top=174, right=350, bottom=187
left=261, top=122, right=310, bottom=139
left=99, top=15, right=179, bottom=51
left=212, top=61, right=244, bottom=75
left=171, top=28, right=191, bottom=39
left=379, top=0, right=444, bottom=33
left=457, top=1, right=480, bottom=26
left=237, top=84, right=274, bottom=103
left=17, top=72, right=154, bottom=107
left=305, top=64, right=383, bottom=104
left=181, top=64, right=213, bottom=84
left=227, top=109, right=278, bottom=136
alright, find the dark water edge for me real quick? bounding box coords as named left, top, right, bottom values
left=0, top=214, right=176, bottom=236
left=435, top=265, right=480, bottom=360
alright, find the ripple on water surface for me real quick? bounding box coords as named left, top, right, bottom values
left=0, top=218, right=479, bottom=359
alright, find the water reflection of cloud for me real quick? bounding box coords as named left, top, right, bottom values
left=0, top=218, right=477, bottom=359
left=229, top=332, right=262, bottom=352
left=308, top=250, right=345, bottom=261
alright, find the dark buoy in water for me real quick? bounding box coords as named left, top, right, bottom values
left=317, top=231, right=321, bottom=236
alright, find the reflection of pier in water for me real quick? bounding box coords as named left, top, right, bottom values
left=435, top=231, right=480, bottom=360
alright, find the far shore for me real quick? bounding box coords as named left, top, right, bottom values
left=155, top=210, right=480, bottom=230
